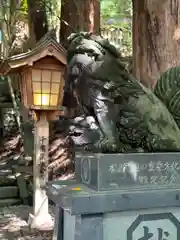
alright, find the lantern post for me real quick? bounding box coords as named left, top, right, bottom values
left=0, top=33, right=67, bottom=229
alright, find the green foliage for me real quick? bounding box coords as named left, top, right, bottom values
left=101, top=0, right=132, bottom=56
left=20, top=0, right=28, bottom=15
left=44, top=0, right=61, bottom=29
left=101, top=0, right=132, bottom=20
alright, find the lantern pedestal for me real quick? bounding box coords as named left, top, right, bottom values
left=28, top=112, right=53, bottom=230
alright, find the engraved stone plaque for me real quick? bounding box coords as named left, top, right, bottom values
left=75, top=153, right=180, bottom=191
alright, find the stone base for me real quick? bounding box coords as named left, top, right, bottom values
left=47, top=181, right=180, bottom=240
left=28, top=213, right=53, bottom=231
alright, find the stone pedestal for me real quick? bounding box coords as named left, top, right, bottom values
left=47, top=153, right=180, bottom=239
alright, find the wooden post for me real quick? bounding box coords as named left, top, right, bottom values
left=28, top=112, right=53, bottom=230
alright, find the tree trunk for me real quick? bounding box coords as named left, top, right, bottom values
left=60, top=0, right=100, bottom=47
left=132, top=0, right=180, bottom=89
left=27, top=0, right=48, bottom=48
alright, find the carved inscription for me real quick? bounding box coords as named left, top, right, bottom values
left=76, top=154, right=180, bottom=190
left=108, top=160, right=180, bottom=186
left=39, top=136, right=48, bottom=178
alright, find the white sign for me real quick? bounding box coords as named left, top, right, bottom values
left=103, top=208, right=180, bottom=240
left=127, top=213, right=180, bottom=240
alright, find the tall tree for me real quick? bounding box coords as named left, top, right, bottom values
left=27, top=0, right=48, bottom=48
left=60, top=0, right=100, bottom=47
left=132, top=0, right=180, bottom=88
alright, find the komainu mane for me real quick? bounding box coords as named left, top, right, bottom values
left=64, top=32, right=180, bottom=153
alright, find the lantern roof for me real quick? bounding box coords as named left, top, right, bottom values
left=0, top=31, right=67, bottom=75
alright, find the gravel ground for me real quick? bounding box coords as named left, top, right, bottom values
left=0, top=205, right=55, bottom=239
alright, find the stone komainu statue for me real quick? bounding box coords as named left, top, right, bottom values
left=64, top=32, right=180, bottom=153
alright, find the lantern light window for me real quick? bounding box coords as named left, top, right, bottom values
left=32, top=69, right=62, bottom=107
